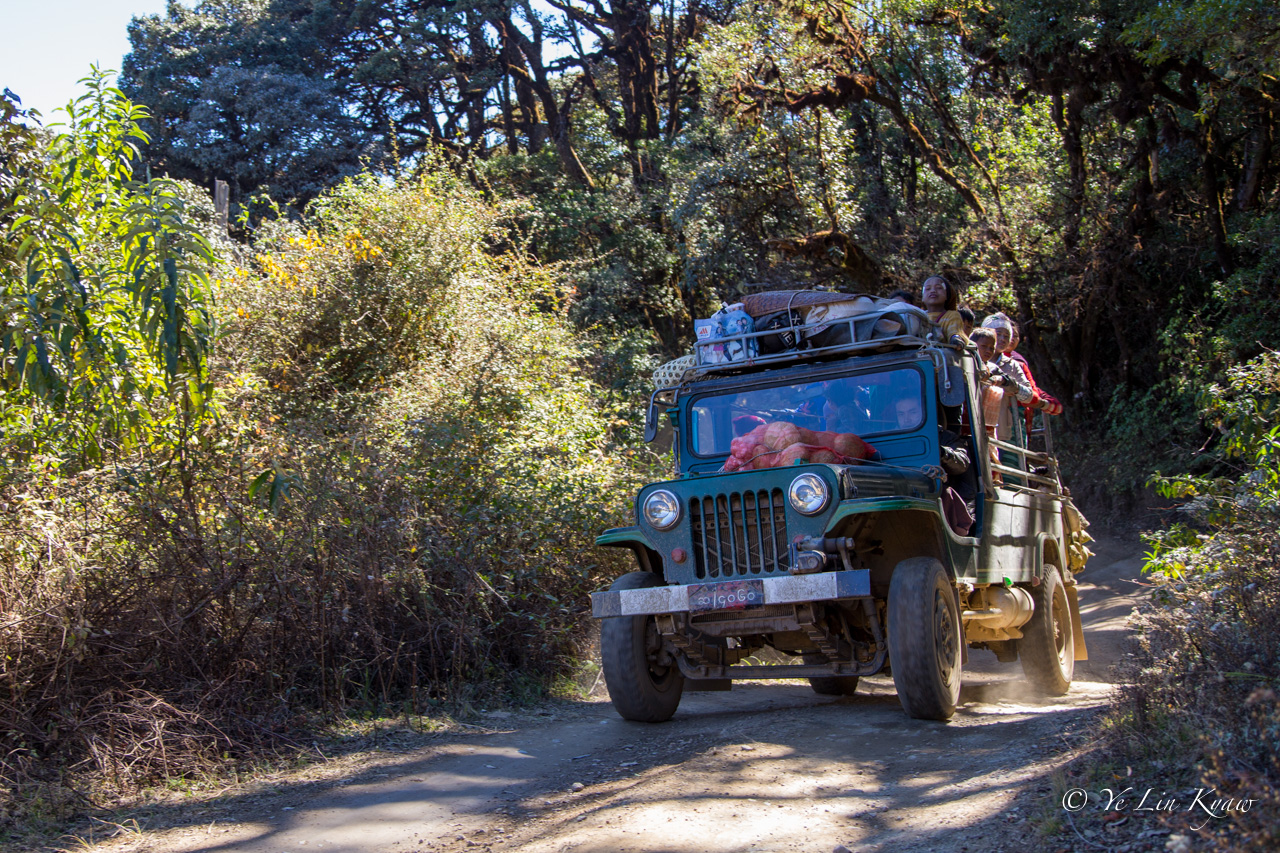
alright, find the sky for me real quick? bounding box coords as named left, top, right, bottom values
left=0, top=0, right=177, bottom=120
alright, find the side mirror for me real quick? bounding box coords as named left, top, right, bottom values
left=938, top=348, right=966, bottom=408
left=644, top=390, right=663, bottom=443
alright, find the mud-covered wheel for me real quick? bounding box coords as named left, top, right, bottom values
left=601, top=571, right=684, bottom=722
left=1020, top=564, right=1075, bottom=695
left=802, top=654, right=859, bottom=696
left=887, top=557, right=961, bottom=721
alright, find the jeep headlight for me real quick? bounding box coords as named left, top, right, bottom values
left=788, top=473, right=830, bottom=516
left=642, top=489, right=682, bottom=530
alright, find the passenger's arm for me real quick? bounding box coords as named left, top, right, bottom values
left=1010, top=354, right=1063, bottom=415
left=939, top=431, right=971, bottom=477
left=997, top=360, right=1035, bottom=404
left=1034, top=388, right=1064, bottom=415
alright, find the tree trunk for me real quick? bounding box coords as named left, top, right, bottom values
left=496, top=10, right=595, bottom=189
left=1051, top=89, right=1088, bottom=250
left=1236, top=113, right=1272, bottom=211
left=500, top=72, right=518, bottom=155
left=1200, top=127, right=1233, bottom=275
left=609, top=0, right=661, bottom=182
left=849, top=103, right=900, bottom=237
left=550, top=101, right=597, bottom=190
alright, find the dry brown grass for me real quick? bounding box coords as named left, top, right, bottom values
left=1051, top=524, right=1280, bottom=851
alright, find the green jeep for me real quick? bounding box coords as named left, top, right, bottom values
left=591, top=305, right=1093, bottom=722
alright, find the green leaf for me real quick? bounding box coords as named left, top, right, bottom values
left=248, top=468, right=273, bottom=500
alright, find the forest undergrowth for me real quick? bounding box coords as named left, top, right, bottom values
left=1044, top=354, right=1280, bottom=852
left=0, top=86, right=656, bottom=837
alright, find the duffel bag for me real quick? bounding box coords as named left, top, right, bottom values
left=755, top=309, right=807, bottom=354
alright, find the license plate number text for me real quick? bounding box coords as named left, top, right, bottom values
left=687, top=579, right=765, bottom=613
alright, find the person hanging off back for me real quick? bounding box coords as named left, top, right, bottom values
left=921, top=276, right=968, bottom=344
left=979, top=314, right=1035, bottom=412
left=984, top=312, right=1063, bottom=428
left=969, top=327, right=1009, bottom=484
left=1005, top=316, right=1063, bottom=420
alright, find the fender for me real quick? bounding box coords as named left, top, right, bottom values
left=826, top=496, right=971, bottom=580
left=828, top=495, right=979, bottom=546
left=825, top=495, right=944, bottom=528
left=596, top=526, right=663, bottom=576
left=1034, top=532, right=1059, bottom=583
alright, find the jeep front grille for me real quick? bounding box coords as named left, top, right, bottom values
left=689, top=488, right=789, bottom=579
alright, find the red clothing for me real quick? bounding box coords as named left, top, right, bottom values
left=1009, top=350, right=1062, bottom=437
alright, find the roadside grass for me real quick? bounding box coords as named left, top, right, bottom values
left=1030, top=353, right=1280, bottom=852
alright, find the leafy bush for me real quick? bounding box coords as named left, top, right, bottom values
left=0, top=155, right=645, bottom=826
left=0, top=73, right=215, bottom=466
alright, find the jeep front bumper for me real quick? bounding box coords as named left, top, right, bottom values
left=590, top=569, right=872, bottom=618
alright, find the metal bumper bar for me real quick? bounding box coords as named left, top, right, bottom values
left=591, top=569, right=871, bottom=618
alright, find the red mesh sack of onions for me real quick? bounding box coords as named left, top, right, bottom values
left=722, top=424, right=875, bottom=472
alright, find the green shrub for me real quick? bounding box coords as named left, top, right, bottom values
left=0, top=73, right=215, bottom=467
left=0, top=160, right=647, bottom=824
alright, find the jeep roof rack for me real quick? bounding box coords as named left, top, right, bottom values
left=691, top=313, right=947, bottom=378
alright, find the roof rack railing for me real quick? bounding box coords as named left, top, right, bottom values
left=692, top=312, right=948, bottom=375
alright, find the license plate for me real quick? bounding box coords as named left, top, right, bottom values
left=687, top=579, right=765, bottom=613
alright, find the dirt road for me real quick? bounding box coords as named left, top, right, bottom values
left=86, top=534, right=1147, bottom=853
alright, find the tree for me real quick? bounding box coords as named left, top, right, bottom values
left=699, top=0, right=1280, bottom=412
left=121, top=0, right=729, bottom=201
left=1, top=71, right=216, bottom=464
left=122, top=0, right=375, bottom=205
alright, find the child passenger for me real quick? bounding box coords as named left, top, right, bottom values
left=980, top=314, right=1035, bottom=423
left=970, top=327, right=1009, bottom=484
left=921, top=276, right=969, bottom=344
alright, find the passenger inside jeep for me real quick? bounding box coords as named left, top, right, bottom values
left=938, top=414, right=978, bottom=536
left=894, top=397, right=923, bottom=429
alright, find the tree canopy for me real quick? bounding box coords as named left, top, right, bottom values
left=112, top=0, right=1280, bottom=483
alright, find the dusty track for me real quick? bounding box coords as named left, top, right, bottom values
left=82, top=534, right=1146, bottom=853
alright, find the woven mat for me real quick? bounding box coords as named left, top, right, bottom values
left=742, top=289, right=867, bottom=317
left=653, top=354, right=700, bottom=388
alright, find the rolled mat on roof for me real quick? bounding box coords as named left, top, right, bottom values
left=741, top=290, right=879, bottom=317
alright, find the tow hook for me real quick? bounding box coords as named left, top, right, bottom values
left=790, top=536, right=860, bottom=573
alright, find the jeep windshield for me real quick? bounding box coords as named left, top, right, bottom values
left=688, top=367, right=925, bottom=457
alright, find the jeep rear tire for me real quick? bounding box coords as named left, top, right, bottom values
left=601, top=572, right=684, bottom=722
left=802, top=654, right=860, bottom=696
left=887, top=558, right=961, bottom=720
left=1019, top=564, right=1074, bottom=695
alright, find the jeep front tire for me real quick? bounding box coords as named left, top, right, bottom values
left=601, top=571, right=685, bottom=722
left=887, top=558, right=962, bottom=720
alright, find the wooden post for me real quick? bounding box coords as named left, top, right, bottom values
left=214, top=179, right=229, bottom=234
